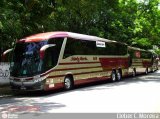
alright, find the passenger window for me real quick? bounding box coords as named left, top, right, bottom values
left=43, top=47, right=57, bottom=71
left=43, top=38, right=64, bottom=71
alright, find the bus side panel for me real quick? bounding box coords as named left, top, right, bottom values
left=44, top=55, right=129, bottom=90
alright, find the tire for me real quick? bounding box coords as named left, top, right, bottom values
left=111, top=70, right=116, bottom=82
left=132, top=68, right=136, bottom=77
left=117, top=70, right=122, bottom=81
left=64, top=76, right=73, bottom=90
left=0, top=69, right=3, bottom=77
left=145, top=68, right=148, bottom=74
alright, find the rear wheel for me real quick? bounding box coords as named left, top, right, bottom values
left=145, top=68, right=148, bottom=74
left=64, top=76, right=73, bottom=90
left=117, top=70, right=122, bottom=81
left=111, top=70, right=116, bottom=82
left=132, top=68, right=136, bottom=77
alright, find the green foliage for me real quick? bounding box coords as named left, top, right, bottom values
left=132, top=38, right=152, bottom=49
left=0, top=0, right=160, bottom=54
left=155, top=49, right=160, bottom=55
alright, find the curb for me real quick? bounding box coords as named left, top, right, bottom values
left=0, top=86, right=12, bottom=96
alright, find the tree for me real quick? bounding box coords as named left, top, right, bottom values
left=0, top=0, right=160, bottom=55
left=131, top=0, right=160, bottom=49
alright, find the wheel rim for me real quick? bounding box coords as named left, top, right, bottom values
left=117, top=72, right=121, bottom=80
left=64, top=78, right=71, bottom=89
left=111, top=72, right=116, bottom=81
left=132, top=69, right=136, bottom=77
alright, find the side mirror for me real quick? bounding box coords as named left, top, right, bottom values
left=2, top=48, right=13, bottom=62
left=39, top=44, right=56, bottom=59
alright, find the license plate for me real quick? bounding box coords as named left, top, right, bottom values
left=21, top=86, right=26, bottom=90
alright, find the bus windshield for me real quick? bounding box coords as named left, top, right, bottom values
left=10, top=41, right=48, bottom=77
left=10, top=38, right=64, bottom=77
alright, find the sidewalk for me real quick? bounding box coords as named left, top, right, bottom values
left=0, top=85, right=12, bottom=97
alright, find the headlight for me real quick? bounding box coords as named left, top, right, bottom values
left=33, top=75, right=49, bottom=83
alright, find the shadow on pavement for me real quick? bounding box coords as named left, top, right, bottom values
left=75, top=71, right=160, bottom=92
left=0, top=71, right=159, bottom=114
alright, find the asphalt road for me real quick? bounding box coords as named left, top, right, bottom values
left=0, top=70, right=160, bottom=114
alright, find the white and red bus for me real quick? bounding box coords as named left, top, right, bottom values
left=128, top=46, right=156, bottom=76
left=9, top=32, right=129, bottom=91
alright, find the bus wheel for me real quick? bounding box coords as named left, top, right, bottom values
left=111, top=70, right=116, bottom=82
left=132, top=68, right=136, bottom=77
left=145, top=68, right=148, bottom=74
left=64, top=76, right=73, bottom=90
left=117, top=69, right=122, bottom=81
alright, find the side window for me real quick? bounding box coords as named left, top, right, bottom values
left=128, top=48, right=141, bottom=59
left=48, top=38, right=64, bottom=54
left=63, top=38, right=77, bottom=58
left=96, top=41, right=106, bottom=55
left=43, top=47, right=56, bottom=71
left=82, top=40, right=95, bottom=55
left=141, top=51, right=152, bottom=59
left=128, top=49, right=134, bottom=58
left=116, top=44, right=127, bottom=55
left=105, top=43, right=125, bottom=55
left=64, top=38, right=128, bottom=58
left=105, top=43, right=117, bottom=55
left=64, top=38, right=97, bottom=58
left=141, top=51, right=146, bottom=59
left=43, top=38, right=64, bottom=71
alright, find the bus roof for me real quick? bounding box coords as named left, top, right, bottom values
left=128, top=46, right=142, bottom=51
left=18, top=31, right=125, bottom=44
left=128, top=46, right=149, bottom=52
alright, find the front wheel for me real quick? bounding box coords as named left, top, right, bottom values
left=64, top=76, right=73, bottom=90
left=117, top=70, right=122, bottom=81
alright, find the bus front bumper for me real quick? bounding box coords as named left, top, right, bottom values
left=10, top=79, right=45, bottom=91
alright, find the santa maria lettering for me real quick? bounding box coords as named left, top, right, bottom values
left=71, top=57, right=88, bottom=62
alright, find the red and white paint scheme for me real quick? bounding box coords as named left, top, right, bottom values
left=8, top=32, right=130, bottom=91
left=128, top=46, right=156, bottom=76
left=7, top=32, right=156, bottom=91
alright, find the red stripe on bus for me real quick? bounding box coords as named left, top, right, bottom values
left=99, top=57, right=129, bottom=70
left=142, top=61, right=152, bottom=67
left=41, top=63, right=101, bottom=77
left=59, top=62, right=100, bottom=65
left=74, top=76, right=110, bottom=85
left=45, top=76, right=111, bottom=91
left=54, top=66, right=102, bottom=71
left=48, top=70, right=105, bottom=78
left=42, top=57, right=128, bottom=77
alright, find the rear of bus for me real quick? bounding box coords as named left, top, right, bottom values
left=128, top=46, right=153, bottom=75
